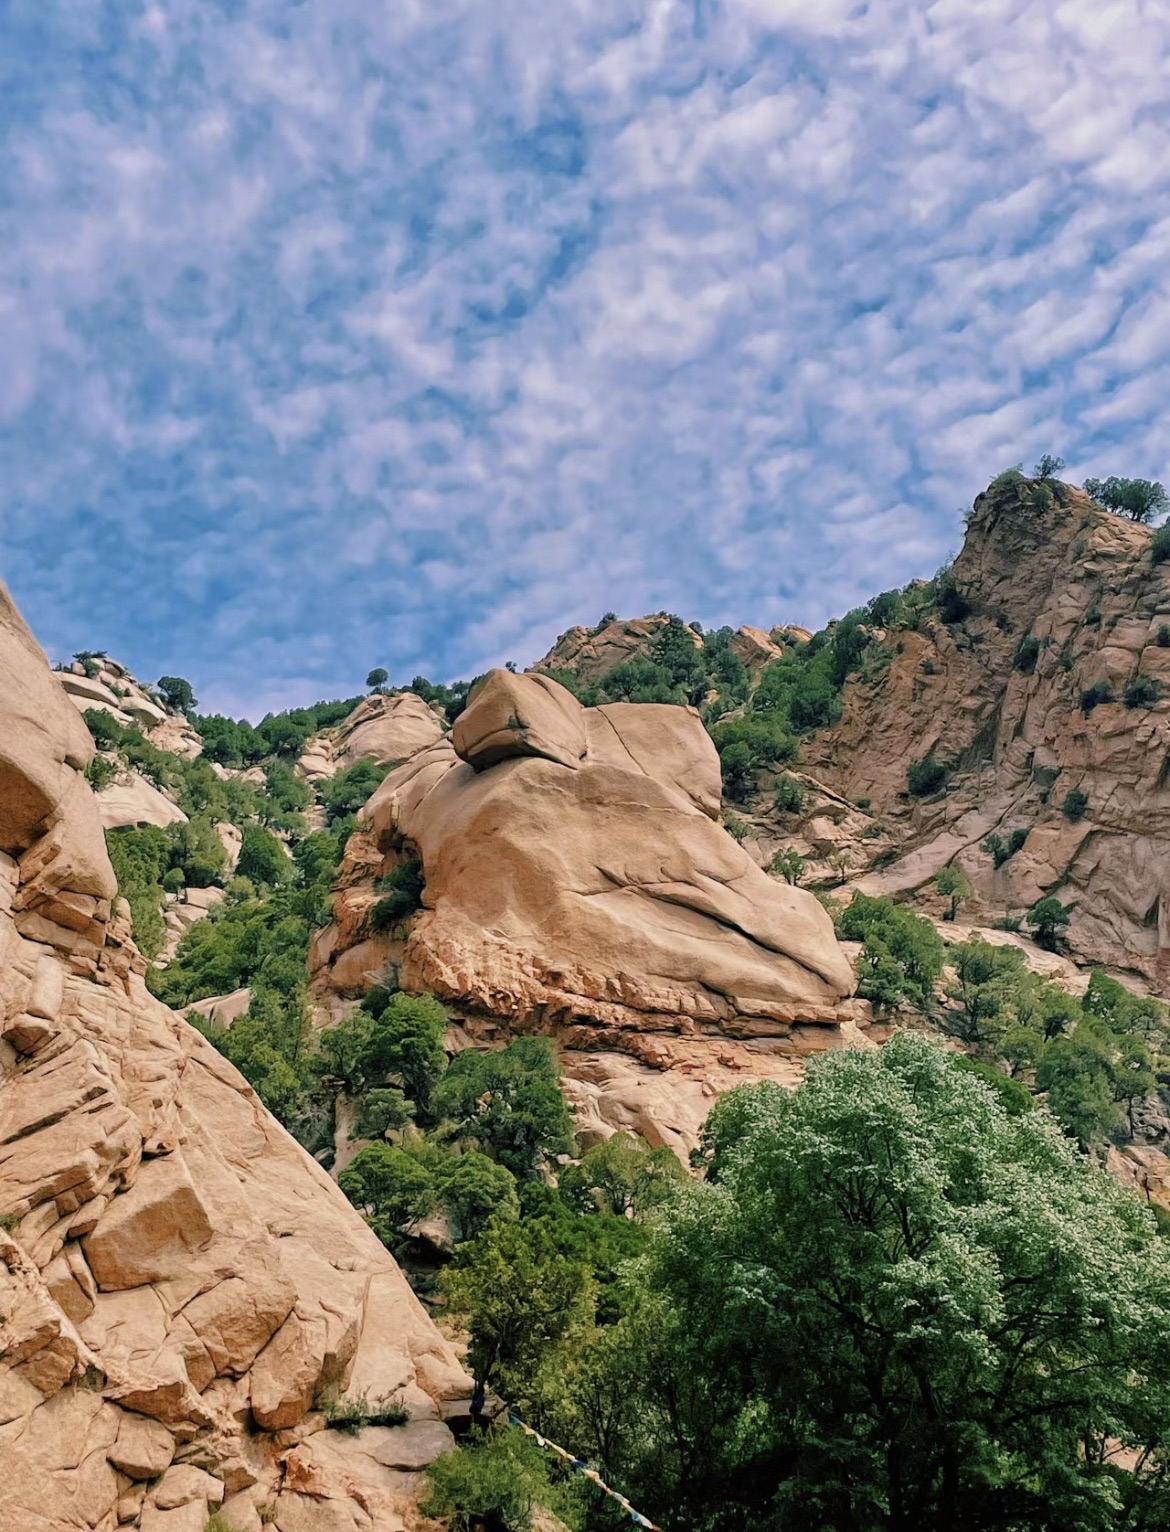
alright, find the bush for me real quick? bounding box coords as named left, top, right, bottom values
left=317, top=1387, right=409, bottom=1433
left=430, top=1037, right=574, bottom=1177
left=772, top=773, right=805, bottom=816
left=1152, top=526, right=1170, bottom=565
left=368, top=857, right=425, bottom=930
left=1028, top=895, right=1071, bottom=952
left=836, top=894, right=944, bottom=1011
left=982, top=827, right=1029, bottom=867
left=422, top=1430, right=579, bottom=1532
left=1062, top=787, right=1089, bottom=822
left=1013, top=635, right=1041, bottom=674
left=85, top=754, right=117, bottom=791
left=1084, top=475, right=1169, bottom=524
left=906, top=754, right=947, bottom=797
left=1124, top=674, right=1160, bottom=709
left=1080, top=682, right=1114, bottom=714
left=937, top=579, right=971, bottom=624
left=320, top=759, right=390, bottom=829
left=770, top=848, right=804, bottom=885
left=1158, top=625, right=1170, bottom=648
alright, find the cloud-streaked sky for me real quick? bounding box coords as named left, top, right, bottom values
left=2, top=0, right=1168, bottom=717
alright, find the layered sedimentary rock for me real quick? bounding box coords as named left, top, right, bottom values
left=312, top=671, right=863, bottom=1138
left=798, top=483, right=1170, bottom=982
left=0, top=582, right=468, bottom=1532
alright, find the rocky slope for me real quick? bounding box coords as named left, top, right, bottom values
left=311, top=669, right=868, bottom=1155
left=0, top=582, right=470, bottom=1532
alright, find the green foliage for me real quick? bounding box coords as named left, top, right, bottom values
left=1125, top=673, right=1161, bottom=708
left=85, top=754, right=117, bottom=791
left=444, top=1216, right=595, bottom=1396
left=721, top=812, right=749, bottom=842
left=1034, top=453, right=1065, bottom=479
left=1062, top=785, right=1090, bottom=821
left=559, top=1133, right=684, bottom=1219
left=235, top=826, right=290, bottom=888
left=157, top=675, right=196, bottom=712
left=339, top=1142, right=437, bottom=1236
left=167, top=816, right=228, bottom=888
left=1028, top=895, right=1071, bottom=952
left=1013, top=634, right=1041, bottom=674
left=944, top=939, right=1030, bottom=1047
left=422, top=1430, right=581, bottom=1532
left=906, top=753, right=947, bottom=797
left=190, top=713, right=266, bottom=767
left=770, top=848, right=804, bottom=886
left=368, top=857, right=425, bottom=930
left=950, top=1054, right=1034, bottom=1114
left=321, top=991, right=449, bottom=1109
left=836, top=894, right=944, bottom=1012
left=431, top=1037, right=575, bottom=1178
left=1084, top=475, right=1169, bottom=523
left=1158, top=624, right=1170, bottom=647
left=317, top=1386, right=409, bottom=1432
left=319, top=759, right=389, bottom=834
left=772, top=772, right=805, bottom=816
left=617, top=1033, right=1170, bottom=1532
left=366, top=667, right=389, bottom=690
left=981, top=826, right=1029, bottom=866
left=1153, top=526, right=1170, bottom=565
left=933, top=863, right=970, bottom=920
left=936, top=577, right=971, bottom=624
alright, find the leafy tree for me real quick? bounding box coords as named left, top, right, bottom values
left=436, top=1151, right=520, bottom=1241
left=339, top=1142, right=435, bottom=1240
left=368, top=857, right=425, bottom=930
left=618, top=1032, right=1170, bottom=1532
left=319, top=759, right=389, bottom=830
left=944, top=939, right=1026, bottom=1048
left=770, top=848, right=805, bottom=886
left=837, top=895, right=945, bottom=1011
left=422, top=1429, right=581, bottom=1532
left=1153, top=526, right=1170, bottom=565
left=1084, top=475, right=1169, bottom=523
left=236, top=825, right=291, bottom=887
left=1028, top=895, right=1071, bottom=952
left=444, top=1216, right=595, bottom=1397
left=1033, top=453, right=1065, bottom=480
left=167, top=816, right=227, bottom=888
left=157, top=675, right=197, bottom=712
left=321, top=991, right=449, bottom=1110
left=934, top=864, right=970, bottom=921
left=431, top=1037, right=575, bottom=1177
left=559, top=1132, right=684, bottom=1219
left=366, top=667, right=389, bottom=690
left=773, top=773, right=805, bottom=816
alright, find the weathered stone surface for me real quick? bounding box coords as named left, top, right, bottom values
left=0, top=583, right=469, bottom=1531
left=97, top=772, right=189, bottom=832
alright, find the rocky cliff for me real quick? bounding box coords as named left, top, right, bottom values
left=311, top=669, right=867, bottom=1155
left=0, top=582, right=470, bottom=1532
left=800, top=481, right=1170, bottom=983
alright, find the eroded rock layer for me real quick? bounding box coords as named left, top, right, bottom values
left=0, top=581, right=468, bottom=1532
left=312, top=670, right=865, bottom=1132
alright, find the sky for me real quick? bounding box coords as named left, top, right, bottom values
left=1, top=0, right=1168, bottom=718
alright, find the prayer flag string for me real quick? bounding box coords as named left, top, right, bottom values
left=508, top=1412, right=665, bottom=1530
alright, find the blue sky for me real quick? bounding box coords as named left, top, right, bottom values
left=1, top=0, right=1168, bottom=717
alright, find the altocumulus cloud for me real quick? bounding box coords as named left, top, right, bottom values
left=1, top=0, right=1168, bottom=714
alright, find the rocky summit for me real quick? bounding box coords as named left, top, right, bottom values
left=7, top=471, right=1170, bottom=1530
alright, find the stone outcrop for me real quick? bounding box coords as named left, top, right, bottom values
left=0, top=581, right=469, bottom=1532
left=95, top=772, right=189, bottom=833
left=55, top=657, right=202, bottom=760
left=312, top=670, right=864, bottom=1143
left=297, top=693, right=445, bottom=783
left=794, top=484, right=1170, bottom=983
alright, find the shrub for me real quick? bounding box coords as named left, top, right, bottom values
left=85, top=754, right=117, bottom=791
left=1152, top=526, right=1170, bottom=565
left=1062, top=787, right=1089, bottom=822
left=1158, top=625, right=1170, bottom=648
left=772, top=773, right=805, bottom=816
left=907, top=755, right=947, bottom=797
left=1080, top=682, right=1114, bottom=714
left=1013, top=635, right=1041, bottom=674
left=934, top=864, right=971, bottom=920
left=1084, top=475, right=1169, bottom=524
left=722, top=813, right=749, bottom=842
left=770, top=849, right=804, bottom=886
left=1028, top=896, right=1071, bottom=952
left=836, top=894, right=944, bottom=1011
left=368, top=857, right=425, bottom=930
left=936, top=580, right=971, bottom=625
left=1124, top=674, right=1160, bottom=708
left=317, top=1387, right=409, bottom=1433
left=982, top=827, right=1029, bottom=867
left=1033, top=454, right=1065, bottom=480
left=430, top=1037, right=574, bottom=1177
left=422, top=1430, right=577, bottom=1532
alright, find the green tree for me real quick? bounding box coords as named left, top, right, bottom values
left=366, top=667, right=389, bottom=690
left=837, top=895, right=945, bottom=1011
left=770, top=848, right=805, bottom=886
left=431, top=1038, right=575, bottom=1177
left=1027, top=895, right=1071, bottom=952
left=1084, top=475, right=1169, bottom=523
left=436, top=1151, right=520, bottom=1241
left=1033, top=453, right=1065, bottom=480
left=944, top=939, right=1025, bottom=1048
left=339, top=1142, right=435, bottom=1240
left=321, top=991, right=449, bottom=1111
left=422, top=1430, right=580, bottom=1532
left=621, top=1032, right=1170, bottom=1532
left=157, top=675, right=197, bottom=712
left=444, top=1217, right=595, bottom=1398
left=236, top=825, right=291, bottom=888
left=934, top=864, right=971, bottom=921
left=560, top=1132, right=684, bottom=1218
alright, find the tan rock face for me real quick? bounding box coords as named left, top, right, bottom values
left=0, top=583, right=469, bottom=1530
left=532, top=613, right=696, bottom=686
left=798, top=485, right=1170, bottom=982
left=314, top=671, right=861, bottom=1126
left=96, top=771, right=189, bottom=832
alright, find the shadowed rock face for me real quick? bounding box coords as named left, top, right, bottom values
left=0, top=580, right=467, bottom=1532
left=314, top=671, right=860, bottom=1073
